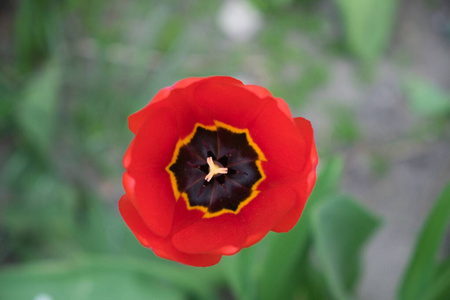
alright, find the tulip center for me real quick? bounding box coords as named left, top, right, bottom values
left=205, top=157, right=228, bottom=182
left=166, top=122, right=266, bottom=218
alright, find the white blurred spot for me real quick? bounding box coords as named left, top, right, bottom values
left=33, top=293, right=53, bottom=300
left=218, top=0, right=263, bottom=42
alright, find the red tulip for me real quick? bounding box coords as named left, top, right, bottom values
left=119, top=76, right=318, bottom=266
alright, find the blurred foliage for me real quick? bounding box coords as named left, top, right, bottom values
left=251, top=0, right=320, bottom=11
left=0, top=256, right=222, bottom=300
left=330, top=105, right=360, bottom=145
left=398, top=184, right=450, bottom=300
left=16, top=59, right=61, bottom=154
left=0, top=0, right=449, bottom=299
left=404, top=78, right=450, bottom=117
left=333, top=0, right=399, bottom=66
left=311, top=196, right=379, bottom=300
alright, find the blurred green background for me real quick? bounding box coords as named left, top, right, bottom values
left=1, top=0, right=450, bottom=299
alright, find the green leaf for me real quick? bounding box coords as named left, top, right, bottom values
left=255, top=157, right=345, bottom=300
left=16, top=59, right=62, bottom=153
left=297, top=259, right=329, bottom=300
left=397, top=183, right=450, bottom=300
left=311, top=197, right=380, bottom=300
left=0, top=256, right=219, bottom=300
left=404, top=78, right=450, bottom=117
left=256, top=227, right=311, bottom=300
left=0, top=90, right=13, bottom=129
left=14, top=0, right=57, bottom=71
left=222, top=246, right=261, bottom=300
left=1, top=170, right=80, bottom=261
left=422, top=264, right=450, bottom=300
left=333, top=0, right=399, bottom=63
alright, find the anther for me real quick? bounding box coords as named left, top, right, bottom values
left=205, top=157, right=228, bottom=182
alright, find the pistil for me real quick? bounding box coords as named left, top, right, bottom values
left=205, top=157, right=228, bottom=182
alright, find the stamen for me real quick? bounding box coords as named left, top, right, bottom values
left=205, top=157, right=228, bottom=182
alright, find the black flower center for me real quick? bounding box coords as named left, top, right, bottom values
left=167, top=122, right=266, bottom=218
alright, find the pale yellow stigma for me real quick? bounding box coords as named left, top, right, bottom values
left=205, top=157, right=228, bottom=182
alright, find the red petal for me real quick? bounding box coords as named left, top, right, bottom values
left=165, top=87, right=216, bottom=139
left=271, top=188, right=309, bottom=232
left=269, top=164, right=316, bottom=232
left=119, top=195, right=221, bottom=266
left=200, top=76, right=243, bottom=85
left=240, top=187, right=297, bottom=247
left=293, top=117, right=314, bottom=150
left=122, top=140, right=134, bottom=169
left=244, top=85, right=273, bottom=98
left=258, top=161, right=306, bottom=191
left=258, top=158, right=315, bottom=233
left=172, top=213, right=247, bottom=255
left=172, top=77, right=203, bottom=89
left=243, top=85, right=292, bottom=120
left=128, top=88, right=171, bottom=134
left=274, top=97, right=293, bottom=119
left=247, top=98, right=308, bottom=172
left=147, top=87, right=216, bottom=141
left=124, top=105, right=179, bottom=237
left=126, top=106, right=179, bottom=171
left=175, top=76, right=242, bottom=89
left=170, top=195, right=204, bottom=234
left=122, top=171, right=136, bottom=205
left=128, top=76, right=243, bottom=134
left=153, top=77, right=244, bottom=140
left=128, top=78, right=203, bottom=134
left=270, top=117, right=318, bottom=232
left=127, top=168, right=176, bottom=237
left=192, top=81, right=271, bottom=129
left=293, top=117, right=318, bottom=194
